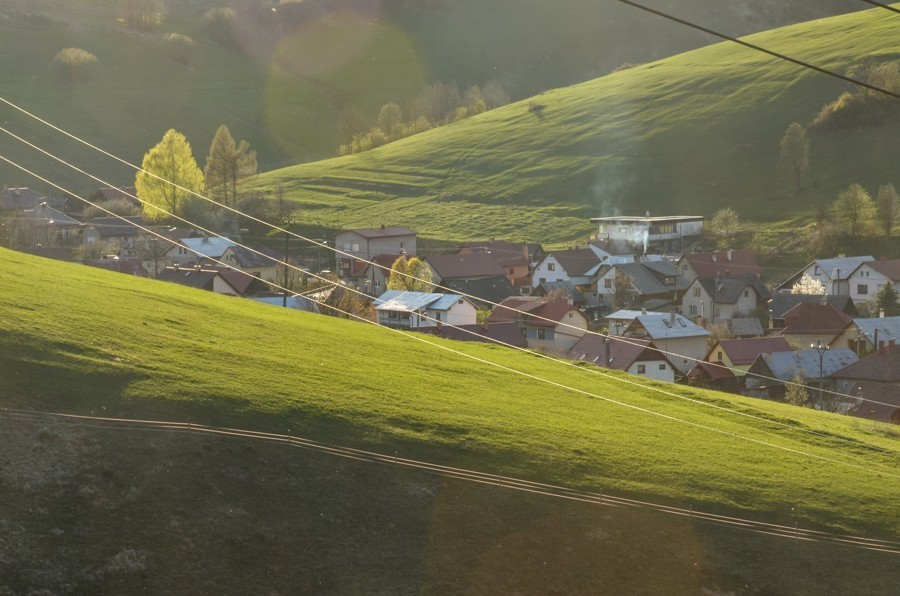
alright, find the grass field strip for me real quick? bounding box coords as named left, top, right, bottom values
left=4, top=407, right=900, bottom=555
left=3, top=150, right=899, bottom=486
left=3, top=98, right=899, bottom=420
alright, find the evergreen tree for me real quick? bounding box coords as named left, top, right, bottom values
left=873, top=281, right=900, bottom=317
left=136, top=129, right=204, bottom=222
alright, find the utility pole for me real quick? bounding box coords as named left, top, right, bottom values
left=812, top=338, right=828, bottom=405
left=282, top=218, right=295, bottom=307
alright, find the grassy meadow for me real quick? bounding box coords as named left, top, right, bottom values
left=2, top=248, right=899, bottom=591
left=251, top=6, right=900, bottom=244
left=2, top=247, right=898, bottom=534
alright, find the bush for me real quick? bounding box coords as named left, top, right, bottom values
left=54, top=48, right=97, bottom=84
left=164, top=33, right=196, bottom=67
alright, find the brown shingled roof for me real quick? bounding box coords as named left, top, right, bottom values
left=713, top=337, right=793, bottom=366
left=833, top=344, right=900, bottom=382
left=426, top=252, right=506, bottom=280
left=680, top=250, right=761, bottom=279
left=781, top=303, right=853, bottom=337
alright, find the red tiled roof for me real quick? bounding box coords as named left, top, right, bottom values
left=781, top=303, right=853, bottom=337
left=681, top=250, right=761, bottom=279
left=713, top=337, right=793, bottom=365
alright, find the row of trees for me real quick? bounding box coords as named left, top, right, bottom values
left=134, top=125, right=257, bottom=224
left=339, top=81, right=510, bottom=155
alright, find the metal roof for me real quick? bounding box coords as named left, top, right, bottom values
left=853, top=316, right=900, bottom=344
left=180, top=236, right=237, bottom=258
left=374, top=290, right=465, bottom=312
left=630, top=313, right=710, bottom=339
left=761, top=348, right=858, bottom=381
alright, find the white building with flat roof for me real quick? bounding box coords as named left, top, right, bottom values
left=590, top=214, right=703, bottom=254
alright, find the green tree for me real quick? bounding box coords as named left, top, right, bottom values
left=204, top=125, right=258, bottom=208
left=53, top=48, right=97, bottom=84
left=834, top=183, right=876, bottom=238
left=873, top=281, right=900, bottom=317
left=876, top=183, right=900, bottom=237
left=136, top=129, right=204, bottom=222
left=778, top=122, right=809, bottom=192
left=784, top=374, right=810, bottom=407
left=707, top=207, right=740, bottom=250
left=387, top=256, right=434, bottom=292
left=377, top=103, right=402, bottom=137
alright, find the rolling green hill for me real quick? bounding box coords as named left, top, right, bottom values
left=2, top=247, right=899, bottom=591
left=250, top=6, right=900, bottom=244
left=0, top=0, right=863, bottom=195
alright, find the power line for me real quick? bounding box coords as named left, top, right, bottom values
left=3, top=120, right=899, bottom=437
left=3, top=152, right=899, bottom=481
left=614, top=0, right=900, bottom=100
left=857, top=0, right=900, bottom=16
left=3, top=407, right=898, bottom=552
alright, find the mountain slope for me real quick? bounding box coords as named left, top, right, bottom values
left=250, top=6, right=900, bottom=243
left=0, top=1, right=864, bottom=194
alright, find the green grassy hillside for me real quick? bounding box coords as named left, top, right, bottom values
left=251, top=6, right=900, bottom=243
left=0, top=1, right=862, bottom=195
left=2, top=247, right=898, bottom=532
left=2, top=247, right=899, bottom=591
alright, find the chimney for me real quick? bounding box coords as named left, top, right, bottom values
left=880, top=309, right=885, bottom=318
left=880, top=340, right=886, bottom=354
left=641, top=307, right=647, bottom=315
left=727, top=249, right=733, bottom=261
left=604, top=336, right=611, bottom=367
left=711, top=254, right=717, bottom=263
left=380, top=224, right=385, bottom=230
left=670, top=310, right=676, bottom=325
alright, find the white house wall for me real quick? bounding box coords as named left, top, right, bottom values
left=627, top=360, right=675, bottom=383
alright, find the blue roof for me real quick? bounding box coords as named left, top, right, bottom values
left=181, top=237, right=237, bottom=258
left=374, top=290, right=465, bottom=312
left=633, top=313, right=710, bottom=339
left=853, top=316, right=900, bottom=344
left=762, top=348, right=858, bottom=381
left=252, top=295, right=321, bottom=313
left=816, top=256, right=873, bottom=279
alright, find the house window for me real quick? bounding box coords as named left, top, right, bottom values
left=744, top=289, right=749, bottom=297
left=858, top=284, right=869, bottom=295
left=352, top=243, right=360, bottom=252
left=509, top=268, right=514, bottom=275
left=689, top=305, right=697, bottom=315
left=693, top=287, right=701, bottom=297
left=814, top=265, right=821, bottom=275
left=658, top=364, right=666, bottom=370
left=604, top=279, right=613, bottom=289
left=343, top=243, right=352, bottom=251
left=637, top=364, right=646, bottom=374
left=717, top=350, right=723, bottom=361
left=658, top=224, right=675, bottom=234
left=435, top=312, right=441, bottom=322
left=547, top=263, right=556, bottom=271
left=537, top=329, right=546, bottom=340
left=714, top=306, right=720, bottom=317
left=568, top=312, right=574, bottom=318
left=400, top=241, right=405, bottom=249
left=597, top=224, right=606, bottom=234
